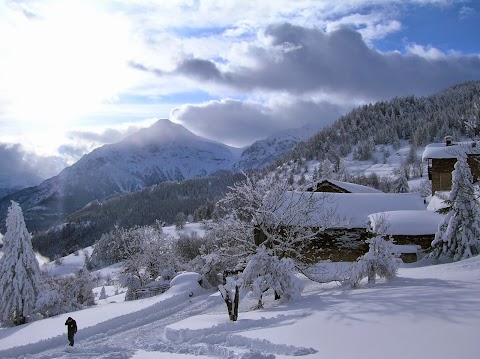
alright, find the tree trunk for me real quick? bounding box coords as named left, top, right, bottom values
left=232, top=285, right=239, bottom=321
left=367, top=261, right=376, bottom=286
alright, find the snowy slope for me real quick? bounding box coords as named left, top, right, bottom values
left=1, top=250, right=480, bottom=358
left=234, top=124, right=319, bottom=170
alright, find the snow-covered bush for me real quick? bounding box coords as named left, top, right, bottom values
left=174, top=232, right=204, bottom=263
left=242, top=247, right=304, bottom=308
left=35, top=280, right=65, bottom=318
left=345, top=236, right=401, bottom=288
left=35, top=268, right=95, bottom=317
left=91, top=225, right=164, bottom=269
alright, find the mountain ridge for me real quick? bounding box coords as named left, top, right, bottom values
left=0, top=119, right=307, bottom=232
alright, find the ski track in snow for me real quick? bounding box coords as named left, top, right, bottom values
left=0, top=290, right=316, bottom=359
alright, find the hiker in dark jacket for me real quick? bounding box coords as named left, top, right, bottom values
left=65, top=317, right=77, bottom=346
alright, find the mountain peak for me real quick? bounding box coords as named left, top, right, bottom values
left=123, top=119, right=196, bottom=146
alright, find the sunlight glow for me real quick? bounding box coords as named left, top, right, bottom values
left=1, top=1, right=138, bottom=128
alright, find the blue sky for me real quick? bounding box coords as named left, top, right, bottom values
left=0, top=0, right=479, bottom=179
left=375, top=2, right=480, bottom=53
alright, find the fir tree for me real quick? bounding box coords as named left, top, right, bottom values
left=393, top=174, right=409, bottom=193
left=0, top=201, right=41, bottom=326
left=430, top=153, right=480, bottom=261
left=175, top=212, right=186, bottom=229
left=99, top=286, right=107, bottom=300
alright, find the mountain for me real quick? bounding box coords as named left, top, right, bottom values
left=0, top=120, right=245, bottom=232
left=234, top=124, right=320, bottom=170
left=32, top=171, right=246, bottom=257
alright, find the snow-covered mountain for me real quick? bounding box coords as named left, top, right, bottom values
left=0, top=119, right=308, bottom=232
left=234, top=124, right=320, bottom=170
left=0, top=120, right=247, bottom=231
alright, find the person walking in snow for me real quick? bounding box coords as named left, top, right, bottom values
left=65, top=317, right=77, bottom=346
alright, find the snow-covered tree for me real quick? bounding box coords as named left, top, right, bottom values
left=210, top=173, right=338, bottom=267
left=319, top=158, right=335, bottom=180
left=74, top=268, right=95, bottom=306
left=346, top=236, right=401, bottom=288
left=430, top=153, right=480, bottom=261
left=99, top=286, right=107, bottom=300
left=175, top=212, right=186, bottom=229
left=35, top=275, right=67, bottom=318
left=0, top=201, right=41, bottom=326
left=241, top=246, right=304, bottom=308
left=36, top=269, right=95, bottom=317
left=393, top=173, right=409, bottom=193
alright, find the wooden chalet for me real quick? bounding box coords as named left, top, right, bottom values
left=422, top=136, right=480, bottom=193
left=256, top=189, right=428, bottom=262
left=307, top=179, right=382, bottom=194
left=367, top=210, right=444, bottom=262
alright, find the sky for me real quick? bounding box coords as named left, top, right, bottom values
left=0, top=0, right=479, bottom=180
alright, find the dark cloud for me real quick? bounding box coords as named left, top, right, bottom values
left=0, top=144, right=67, bottom=189
left=240, top=23, right=480, bottom=99
left=177, top=59, right=223, bottom=81
left=57, top=144, right=90, bottom=159
left=59, top=126, right=146, bottom=161
left=172, top=98, right=344, bottom=147
left=133, top=23, right=480, bottom=100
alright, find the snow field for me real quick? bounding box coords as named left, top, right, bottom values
left=1, top=252, right=480, bottom=358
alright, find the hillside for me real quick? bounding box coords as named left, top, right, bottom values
left=32, top=171, right=245, bottom=258
left=276, top=80, right=480, bottom=168
left=0, top=243, right=479, bottom=358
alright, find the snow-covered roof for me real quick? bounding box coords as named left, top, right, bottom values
left=422, top=141, right=480, bottom=160
left=427, top=192, right=450, bottom=212
left=280, top=192, right=426, bottom=229
left=367, top=210, right=444, bottom=235
left=325, top=179, right=382, bottom=193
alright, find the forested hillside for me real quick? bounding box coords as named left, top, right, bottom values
left=277, top=81, right=480, bottom=166
left=33, top=171, right=245, bottom=258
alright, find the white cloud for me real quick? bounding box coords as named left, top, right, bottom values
left=325, top=12, right=402, bottom=42
left=406, top=43, right=447, bottom=59
left=459, top=6, right=476, bottom=20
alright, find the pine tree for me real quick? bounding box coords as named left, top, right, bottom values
left=99, top=286, right=107, bottom=300
left=320, top=159, right=335, bottom=180
left=393, top=174, right=409, bottom=193
left=0, top=201, right=41, bottom=326
left=175, top=212, right=186, bottom=229
left=430, top=153, right=480, bottom=261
